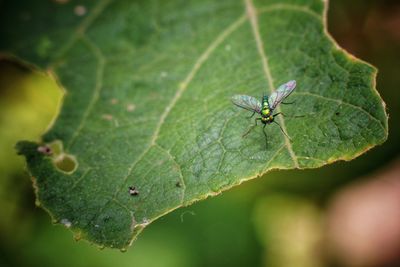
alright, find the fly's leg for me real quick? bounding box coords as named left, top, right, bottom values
left=262, top=123, right=268, bottom=148
left=281, top=101, right=295, bottom=105
left=248, top=111, right=256, bottom=118
left=274, top=112, right=304, bottom=118
left=273, top=121, right=291, bottom=141
left=242, top=117, right=261, bottom=138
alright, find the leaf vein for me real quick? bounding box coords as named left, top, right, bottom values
left=150, top=15, right=247, bottom=146
left=295, top=91, right=386, bottom=132
left=245, top=0, right=299, bottom=168
left=51, top=0, right=113, bottom=63
left=67, top=35, right=105, bottom=149
left=70, top=167, right=92, bottom=190
left=263, top=144, right=286, bottom=172
left=155, top=144, right=186, bottom=204
left=258, top=3, right=322, bottom=20
left=113, top=15, right=247, bottom=201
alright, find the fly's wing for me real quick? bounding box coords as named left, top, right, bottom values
left=231, top=95, right=262, bottom=113
left=268, top=80, right=297, bottom=110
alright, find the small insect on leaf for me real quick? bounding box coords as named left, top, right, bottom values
left=128, top=186, right=139, bottom=196
left=232, top=80, right=297, bottom=148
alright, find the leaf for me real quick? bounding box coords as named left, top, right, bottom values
left=253, top=194, right=323, bottom=267
left=0, top=61, right=62, bottom=241
left=1, top=0, right=387, bottom=248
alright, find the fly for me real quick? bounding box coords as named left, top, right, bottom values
left=231, top=80, right=297, bottom=147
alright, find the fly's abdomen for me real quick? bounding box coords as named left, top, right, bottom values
left=261, top=114, right=274, bottom=124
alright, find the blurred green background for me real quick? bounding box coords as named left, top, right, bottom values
left=0, top=1, right=399, bottom=266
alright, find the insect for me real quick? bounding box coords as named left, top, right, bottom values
left=231, top=80, right=297, bottom=147
left=128, top=186, right=139, bottom=196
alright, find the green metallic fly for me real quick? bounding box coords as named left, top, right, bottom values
left=231, top=80, right=296, bottom=146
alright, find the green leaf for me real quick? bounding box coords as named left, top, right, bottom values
left=1, top=0, right=387, bottom=248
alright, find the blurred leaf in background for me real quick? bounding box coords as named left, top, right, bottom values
left=326, top=159, right=400, bottom=267
left=0, top=61, right=61, bottom=265
left=0, top=61, right=61, bottom=237
left=253, top=194, right=323, bottom=267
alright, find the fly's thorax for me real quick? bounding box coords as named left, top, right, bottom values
left=261, top=97, right=273, bottom=122
left=261, top=106, right=271, bottom=116
left=261, top=98, right=270, bottom=112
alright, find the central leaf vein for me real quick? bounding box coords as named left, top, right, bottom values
left=245, top=0, right=299, bottom=168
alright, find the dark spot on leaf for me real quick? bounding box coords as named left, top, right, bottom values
left=335, top=112, right=340, bottom=115
left=37, top=145, right=52, bottom=155
left=129, top=186, right=139, bottom=196
left=175, top=181, right=182, bottom=188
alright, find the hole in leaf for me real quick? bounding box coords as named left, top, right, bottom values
left=43, top=140, right=78, bottom=174
left=48, top=140, right=63, bottom=155
left=54, top=154, right=77, bottom=173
